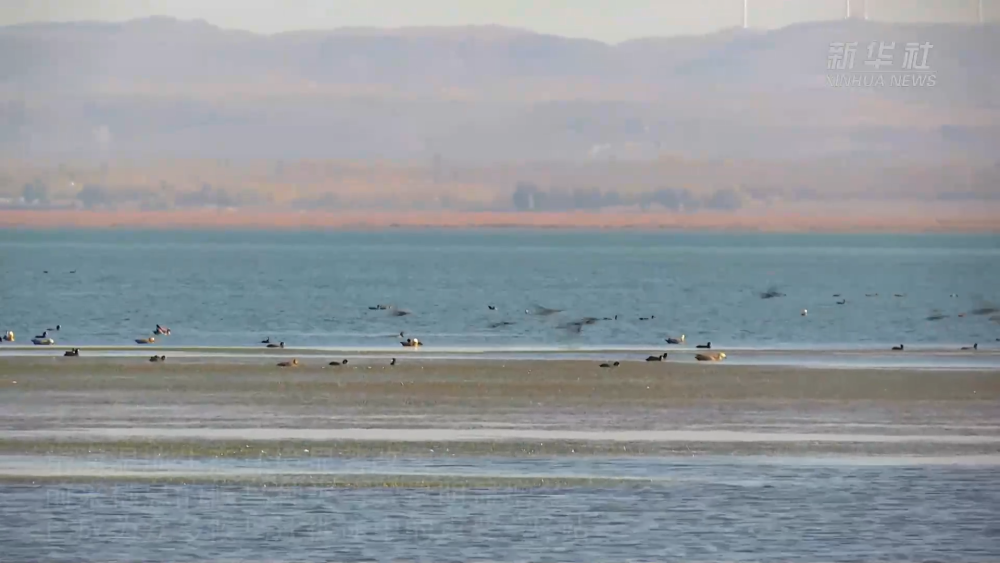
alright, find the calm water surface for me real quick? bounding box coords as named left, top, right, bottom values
left=3, top=229, right=1000, bottom=561
left=1, top=459, right=997, bottom=562
left=1, top=229, right=997, bottom=351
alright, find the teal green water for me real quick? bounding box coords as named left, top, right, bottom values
left=1, top=229, right=998, bottom=351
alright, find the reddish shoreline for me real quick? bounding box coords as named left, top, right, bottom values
left=1, top=209, right=998, bottom=233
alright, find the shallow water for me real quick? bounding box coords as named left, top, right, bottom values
left=1, top=458, right=998, bottom=562
left=1, top=230, right=998, bottom=353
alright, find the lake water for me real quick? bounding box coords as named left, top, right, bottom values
left=1, top=457, right=998, bottom=562
left=1, top=229, right=998, bottom=353
left=2, top=229, right=1000, bottom=561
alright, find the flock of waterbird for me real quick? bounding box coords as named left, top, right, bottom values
left=2, top=289, right=994, bottom=368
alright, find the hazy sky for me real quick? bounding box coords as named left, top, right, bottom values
left=1, top=0, right=988, bottom=42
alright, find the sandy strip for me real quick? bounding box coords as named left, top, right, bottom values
left=1, top=358, right=998, bottom=403
left=6, top=427, right=1000, bottom=444
left=1, top=359, right=997, bottom=458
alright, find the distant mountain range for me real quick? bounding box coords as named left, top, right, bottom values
left=0, top=16, right=997, bottom=162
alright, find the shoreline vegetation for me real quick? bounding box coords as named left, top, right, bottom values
left=1, top=209, right=999, bottom=233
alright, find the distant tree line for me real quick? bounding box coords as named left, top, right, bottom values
left=511, top=181, right=745, bottom=212
left=74, top=183, right=253, bottom=210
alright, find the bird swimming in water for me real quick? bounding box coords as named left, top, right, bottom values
left=801, top=309, right=808, bottom=316
left=266, top=341, right=284, bottom=348
left=961, top=343, right=978, bottom=351
left=892, top=344, right=904, bottom=351
left=695, top=352, right=726, bottom=362
left=488, top=305, right=496, bottom=310
left=646, top=353, right=667, bottom=362
left=261, top=337, right=271, bottom=344
left=759, top=286, right=786, bottom=299
left=135, top=336, right=155, bottom=344
left=696, top=342, right=711, bottom=349
left=665, top=335, right=685, bottom=344
left=35, top=330, right=48, bottom=339
left=401, top=338, right=421, bottom=347
left=599, top=361, right=620, bottom=368
left=836, top=299, right=846, bottom=305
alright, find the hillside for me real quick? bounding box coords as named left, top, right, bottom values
left=0, top=17, right=997, bottom=163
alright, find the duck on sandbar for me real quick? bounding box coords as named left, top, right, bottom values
left=277, top=358, right=299, bottom=368
left=961, top=343, right=978, bottom=351
left=646, top=353, right=667, bottom=362
left=149, top=355, right=166, bottom=362
left=63, top=348, right=80, bottom=357
left=695, top=352, right=726, bottom=362
left=599, top=361, right=620, bottom=368
left=390, top=358, right=397, bottom=366
left=891, top=344, right=904, bottom=351
left=665, top=335, right=685, bottom=344
left=135, top=336, right=156, bottom=344
left=266, top=341, right=284, bottom=349
left=328, top=359, right=348, bottom=366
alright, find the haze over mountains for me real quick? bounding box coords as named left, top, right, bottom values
left=0, top=17, right=998, bottom=225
